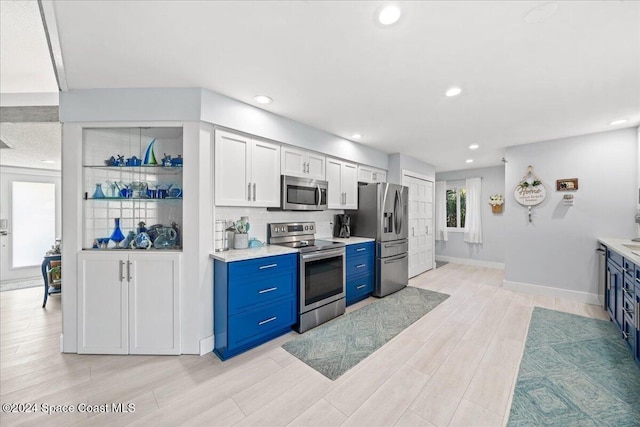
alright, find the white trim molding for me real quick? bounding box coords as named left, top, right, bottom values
left=39, top=0, right=68, bottom=91
left=503, top=280, right=599, bottom=305
left=435, top=255, right=505, bottom=270
left=199, top=335, right=214, bottom=356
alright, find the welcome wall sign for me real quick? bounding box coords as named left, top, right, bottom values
left=514, top=165, right=546, bottom=222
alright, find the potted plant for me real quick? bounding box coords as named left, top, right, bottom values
left=489, top=194, right=504, bottom=213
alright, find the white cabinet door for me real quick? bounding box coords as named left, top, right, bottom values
left=326, top=158, right=343, bottom=209
left=78, top=252, right=128, bottom=354
left=129, top=252, right=181, bottom=355
left=280, top=146, right=325, bottom=180
left=215, top=130, right=251, bottom=207
left=281, top=146, right=306, bottom=178
left=251, top=140, right=280, bottom=207
left=327, top=158, right=358, bottom=209
left=342, top=161, right=358, bottom=209
left=306, top=152, right=326, bottom=180
left=358, top=165, right=387, bottom=183
left=404, top=175, right=434, bottom=278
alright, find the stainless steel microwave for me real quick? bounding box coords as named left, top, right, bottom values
left=280, top=175, right=327, bottom=211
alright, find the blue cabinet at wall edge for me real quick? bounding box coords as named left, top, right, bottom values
left=346, top=242, right=375, bottom=306
left=214, top=253, right=297, bottom=360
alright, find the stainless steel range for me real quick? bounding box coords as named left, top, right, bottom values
left=268, top=222, right=346, bottom=333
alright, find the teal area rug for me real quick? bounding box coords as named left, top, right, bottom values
left=282, top=286, right=449, bottom=380
left=508, top=307, right=640, bottom=427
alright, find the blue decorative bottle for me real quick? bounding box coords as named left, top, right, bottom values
left=92, top=183, right=105, bottom=199
left=110, top=218, right=126, bottom=248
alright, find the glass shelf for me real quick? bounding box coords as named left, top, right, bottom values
left=86, top=197, right=183, bottom=201
left=83, top=165, right=183, bottom=175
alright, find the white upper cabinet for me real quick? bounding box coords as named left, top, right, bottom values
left=215, top=130, right=280, bottom=207
left=327, top=158, right=358, bottom=209
left=281, top=146, right=326, bottom=181
left=357, top=165, right=387, bottom=184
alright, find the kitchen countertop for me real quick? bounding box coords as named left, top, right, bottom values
left=320, top=236, right=375, bottom=245
left=598, top=237, right=640, bottom=264
left=210, top=245, right=298, bottom=263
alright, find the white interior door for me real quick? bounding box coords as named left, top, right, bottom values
left=404, top=175, right=434, bottom=278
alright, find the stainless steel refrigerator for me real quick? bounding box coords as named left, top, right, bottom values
left=347, top=183, right=409, bottom=297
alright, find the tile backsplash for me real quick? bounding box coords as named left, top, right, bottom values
left=215, top=206, right=344, bottom=246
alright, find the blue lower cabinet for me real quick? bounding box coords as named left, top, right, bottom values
left=214, top=253, right=297, bottom=360
left=635, top=290, right=640, bottom=367
left=345, top=242, right=374, bottom=306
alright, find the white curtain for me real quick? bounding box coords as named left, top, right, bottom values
left=435, top=181, right=448, bottom=241
left=464, top=177, right=482, bottom=244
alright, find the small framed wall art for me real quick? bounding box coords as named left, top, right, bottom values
left=556, top=178, right=578, bottom=191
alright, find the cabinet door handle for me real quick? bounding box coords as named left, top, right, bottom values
left=636, top=302, right=639, bottom=330
left=356, top=284, right=366, bottom=290
left=258, top=287, right=277, bottom=294
left=253, top=183, right=256, bottom=201
left=248, top=183, right=252, bottom=201
left=356, top=264, right=366, bottom=269
left=373, top=172, right=377, bottom=180
left=623, top=307, right=633, bottom=315
left=259, top=263, right=278, bottom=270
left=607, top=271, right=611, bottom=290
left=119, top=260, right=125, bottom=282
left=356, top=248, right=366, bottom=252
left=411, top=227, right=415, bottom=237
left=258, top=316, right=277, bottom=326
left=127, top=261, right=132, bottom=282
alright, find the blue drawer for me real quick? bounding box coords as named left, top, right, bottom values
left=228, top=270, right=297, bottom=314
left=607, top=249, right=623, bottom=269
left=228, top=297, right=296, bottom=349
left=228, top=253, right=296, bottom=278
left=346, top=242, right=374, bottom=258
left=347, top=253, right=374, bottom=278
left=623, top=257, right=635, bottom=279
left=623, top=276, right=635, bottom=299
left=346, top=274, right=374, bottom=305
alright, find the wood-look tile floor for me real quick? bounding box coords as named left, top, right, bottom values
left=0, top=264, right=609, bottom=427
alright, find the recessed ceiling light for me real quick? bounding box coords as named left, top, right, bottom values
left=609, top=119, right=628, bottom=126
left=351, top=133, right=362, bottom=140
left=469, top=144, right=479, bottom=150
left=446, top=87, right=462, bottom=97
left=524, top=2, right=559, bottom=24
left=466, top=159, right=474, bottom=164
left=41, top=160, right=55, bottom=164
left=378, top=4, right=401, bottom=26
left=253, top=95, right=273, bottom=104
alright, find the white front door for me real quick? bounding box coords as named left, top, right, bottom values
left=404, top=175, right=434, bottom=278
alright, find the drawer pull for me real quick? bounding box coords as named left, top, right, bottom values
left=356, top=264, right=366, bottom=269
left=259, top=263, right=278, bottom=270
left=623, top=307, right=633, bottom=316
left=356, top=248, right=366, bottom=252
left=636, top=278, right=640, bottom=283
left=258, top=316, right=277, bottom=326
left=258, top=287, right=277, bottom=294
left=356, top=284, right=366, bottom=290
left=623, top=288, right=631, bottom=295
left=622, top=268, right=628, bottom=273
left=622, top=331, right=629, bottom=340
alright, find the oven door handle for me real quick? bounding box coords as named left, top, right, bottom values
left=301, top=248, right=345, bottom=261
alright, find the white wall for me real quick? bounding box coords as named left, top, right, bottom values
left=504, top=127, right=638, bottom=302
left=387, top=153, right=436, bottom=185
left=200, top=89, right=389, bottom=170
left=0, top=166, right=61, bottom=281
left=435, top=165, right=506, bottom=265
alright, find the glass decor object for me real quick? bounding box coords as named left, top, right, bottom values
left=92, top=183, right=105, bottom=199
left=110, top=218, right=126, bottom=248
left=143, top=138, right=158, bottom=165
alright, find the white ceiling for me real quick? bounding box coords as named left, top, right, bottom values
left=26, top=1, right=640, bottom=171
left=0, top=122, right=61, bottom=170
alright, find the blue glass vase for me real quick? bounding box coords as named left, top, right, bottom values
left=92, top=183, right=105, bottom=199
left=110, top=218, right=126, bottom=248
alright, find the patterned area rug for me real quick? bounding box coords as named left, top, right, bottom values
left=282, top=286, right=449, bottom=380
left=508, top=307, right=640, bottom=426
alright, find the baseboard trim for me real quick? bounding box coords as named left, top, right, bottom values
left=435, top=255, right=505, bottom=270
left=503, top=280, right=599, bottom=305
left=199, top=335, right=214, bottom=356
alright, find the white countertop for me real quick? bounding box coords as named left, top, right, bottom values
left=598, top=237, right=640, bottom=265
left=210, top=245, right=298, bottom=263
left=319, top=236, right=375, bottom=245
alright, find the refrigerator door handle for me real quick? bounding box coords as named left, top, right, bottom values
left=384, top=253, right=408, bottom=264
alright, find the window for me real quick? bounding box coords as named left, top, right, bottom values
left=446, top=183, right=466, bottom=231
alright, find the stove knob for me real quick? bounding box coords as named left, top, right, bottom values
left=310, top=225, right=314, bottom=230
left=304, top=226, right=309, bottom=230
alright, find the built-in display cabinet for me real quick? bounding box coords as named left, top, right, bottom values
left=82, top=127, right=183, bottom=251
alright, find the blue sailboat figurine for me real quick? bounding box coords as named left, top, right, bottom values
left=143, top=138, right=158, bottom=165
